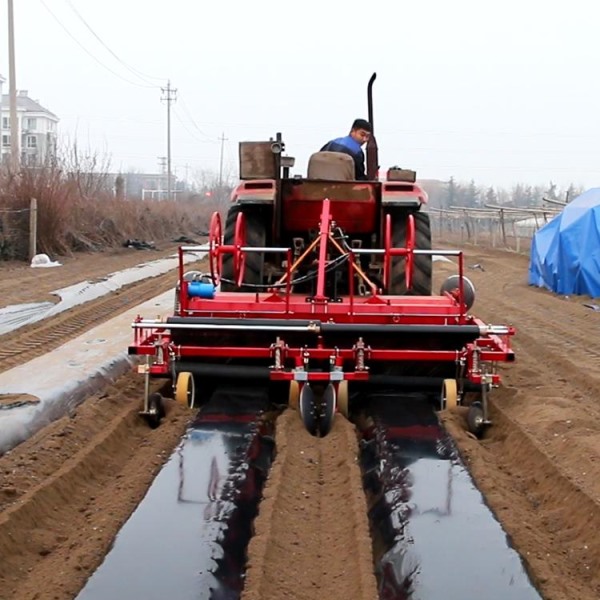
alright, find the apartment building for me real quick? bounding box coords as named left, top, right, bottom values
left=0, top=75, right=59, bottom=167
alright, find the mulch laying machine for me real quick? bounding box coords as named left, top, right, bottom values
left=129, top=74, right=515, bottom=437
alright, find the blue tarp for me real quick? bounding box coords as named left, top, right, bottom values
left=529, top=188, right=600, bottom=297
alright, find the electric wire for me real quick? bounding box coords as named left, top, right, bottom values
left=177, top=96, right=215, bottom=141
left=38, top=0, right=157, bottom=90
left=64, top=0, right=165, bottom=85
left=173, top=107, right=215, bottom=145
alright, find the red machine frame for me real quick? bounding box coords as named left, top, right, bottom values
left=130, top=200, right=514, bottom=412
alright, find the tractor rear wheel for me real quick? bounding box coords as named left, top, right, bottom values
left=221, top=204, right=267, bottom=292
left=390, top=210, right=432, bottom=295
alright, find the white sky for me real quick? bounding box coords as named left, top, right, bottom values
left=1, top=0, right=598, bottom=189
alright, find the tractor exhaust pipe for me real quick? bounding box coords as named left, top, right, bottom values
left=366, top=72, right=379, bottom=180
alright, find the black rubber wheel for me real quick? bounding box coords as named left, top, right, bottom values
left=317, top=383, right=336, bottom=437
left=467, top=400, right=485, bottom=438
left=299, top=384, right=318, bottom=436
left=221, top=204, right=267, bottom=292
left=390, top=210, right=432, bottom=295
left=144, top=392, right=164, bottom=429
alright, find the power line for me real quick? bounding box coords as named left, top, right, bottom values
left=172, top=107, right=216, bottom=145
left=38, top=0, right=156, bottom=89
left=63, top=0, right=164, bottom=87
left=177, top=95, right=215, bottom=141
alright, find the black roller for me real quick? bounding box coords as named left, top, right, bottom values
left=166, top=316, right=318, bottom=329
left=319, top=323, right=481, bottom=336
left=176, top=362, right=270, bottom=380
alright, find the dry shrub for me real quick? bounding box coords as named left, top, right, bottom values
left=0, top=156, right=217, bottom=261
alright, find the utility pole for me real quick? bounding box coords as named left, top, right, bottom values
left=161, top=81, right=177, bottom=200
left=156, top=156, right=167, bottom=200
left=8, top=0, right=19, bottom=172
left=218, top=132, right=228, bottom=198
left=183, top=163, right=191, bottom=191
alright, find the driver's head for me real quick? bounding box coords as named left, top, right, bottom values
left=350, top=118, right=372, bottom=145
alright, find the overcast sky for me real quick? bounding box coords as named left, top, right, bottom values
left=1, top=0, right=598, bottom=189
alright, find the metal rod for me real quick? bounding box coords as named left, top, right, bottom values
left=143, top=356, right=151, bottom=411
left=179, top=245, right=210, bottom=252
left=344, top=248, right=465, bottom=257
left=134, top=317, right=511, bottom=337
left=315, top=199, right=332, bottom=301
left=133, top=321, right=495, bottom=338
left=134, top=323, right=316, bottom=332
left=479, top=325, right=512, bottom=335
left=240, top=246, right=290, bottom=253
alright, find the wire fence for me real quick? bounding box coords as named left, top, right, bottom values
left=0, top=200, right=36, bottom=261
left=428, top=204, right=561, bottom=254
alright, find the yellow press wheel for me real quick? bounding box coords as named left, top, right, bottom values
left=337, top=380, right=349, bottom=418
left=441, top=378, right=458, bottom=410
left=288, top=380, right=300, bottom=411
left=175, top=371, right=196, bottom=408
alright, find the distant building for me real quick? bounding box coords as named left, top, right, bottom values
left=120, top=172, right=183, bottom=199
left=0, top=76, right=59, bottom=167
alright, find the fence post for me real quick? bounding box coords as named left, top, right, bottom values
left=513, top=222, right=521, bottom=253
left=29, top=197, right=37, bottom=261
left=500, top=209, right=507, bottom=247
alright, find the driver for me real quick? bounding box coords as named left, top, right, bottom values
left=320, top=119, right=372, bottom=180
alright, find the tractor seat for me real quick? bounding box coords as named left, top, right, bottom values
left=307, top=151, right=355, bottom=181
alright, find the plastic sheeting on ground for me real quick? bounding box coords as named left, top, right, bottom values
left=0, top=248, right=207, bottom=336
left=0, top=290, right=173, bottom=455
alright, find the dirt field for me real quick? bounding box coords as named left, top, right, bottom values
left=0, top=242, right=189, bottom=307
left=1, top=243, right=599, bottom=599
left=242, top=410, right=378, bottom=600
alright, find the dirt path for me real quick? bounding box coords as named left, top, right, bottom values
left=242, top=409, right=378, bottom=600
left=0, top=242, right=599, bottom=599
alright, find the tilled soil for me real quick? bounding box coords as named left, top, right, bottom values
left=242, top=410, right=378, bottom=600
left=436, top=245, right=600, bottom=600
left=1, top=243, right=599, bottom=599
left=0, top=377, right=191, bottom=600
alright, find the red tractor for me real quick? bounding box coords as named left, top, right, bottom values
left=219, top=73, right=432, bottom=298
